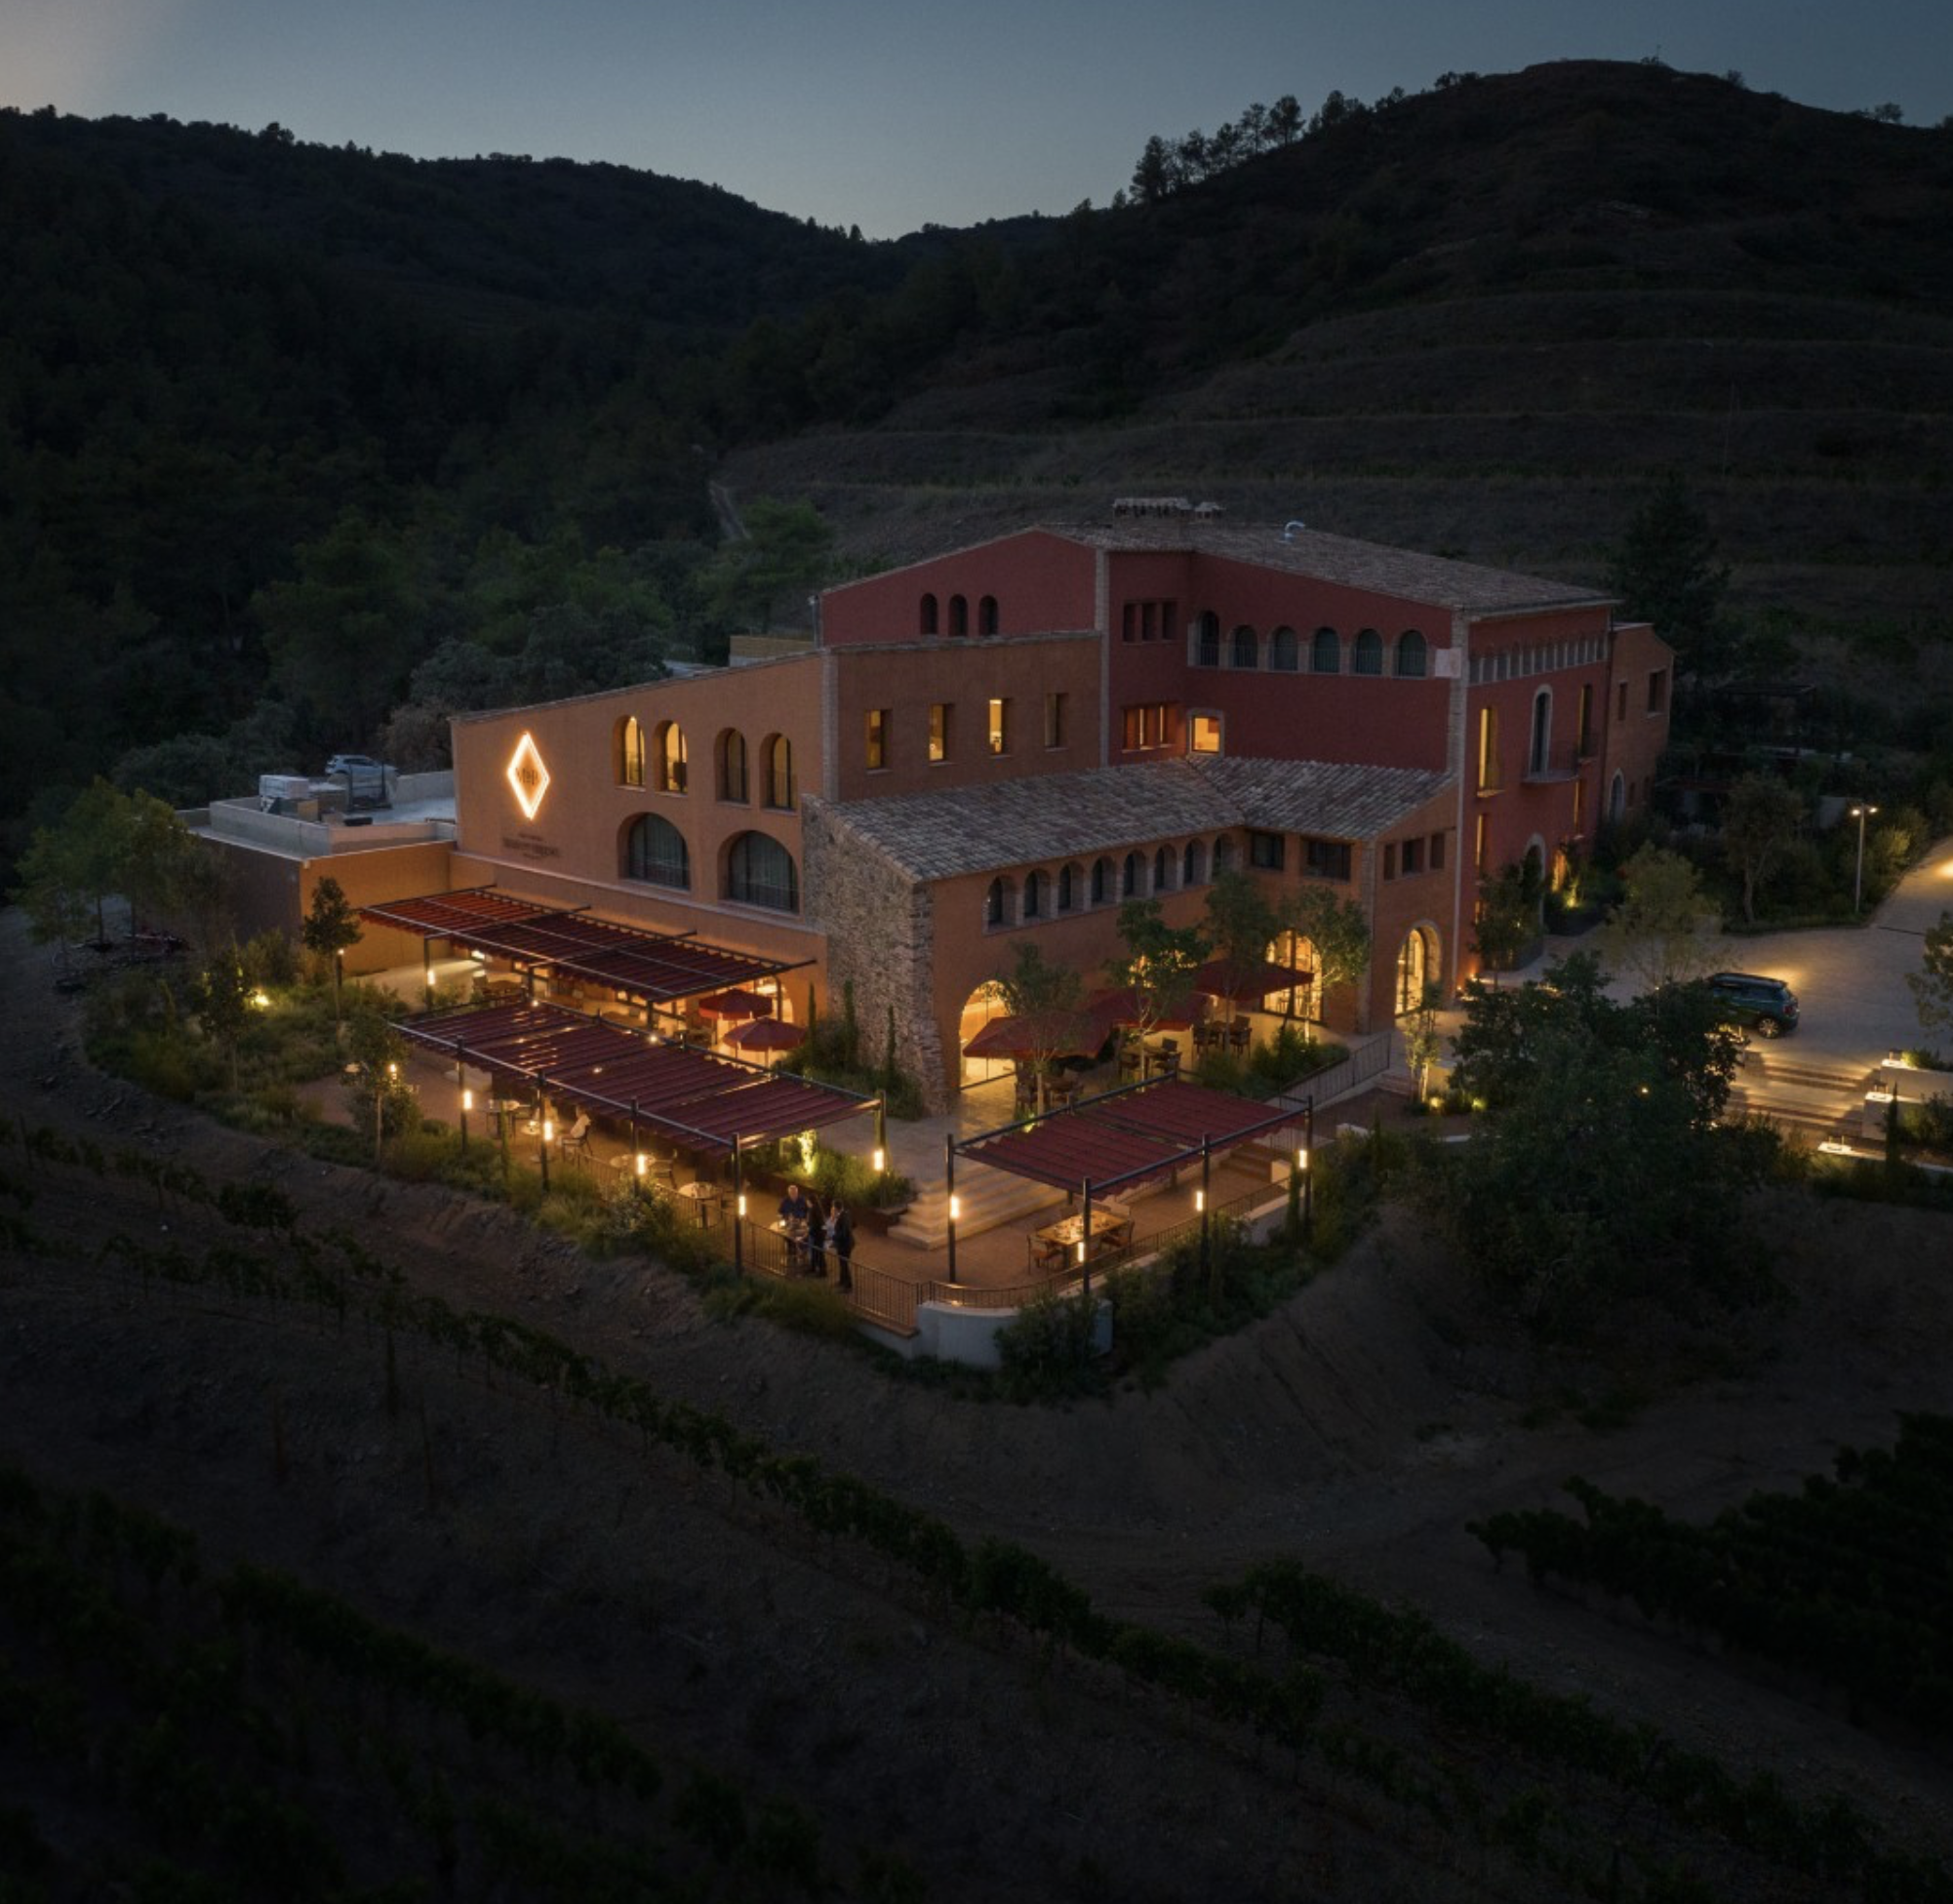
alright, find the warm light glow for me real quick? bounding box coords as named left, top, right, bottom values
left=387, top=1062, right=399, bottom=1079
left=1296, top=1147, right=1309, bottom=1172
left=948, top=1194, right=961, bottom=1222
left=634, top=1153, right=648, bottom=1176
left=505, top=731, right=551, bottom=819
left=248, top=989, right=271, bottom=1011
left=1077, top=1240, right=1088, bottom=1264
left=737, top=1193, right=748, bottom=1219
left=872, top=1147, right=886, bottom=1173
left=1195, top=1188, right=1206, bottom=1212
left=462, top=1090, right=474, bottom=1112
left=542, top=1120, right=554, bottom=1143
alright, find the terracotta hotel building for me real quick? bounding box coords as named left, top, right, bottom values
left=247, top=512, right=1672, bottom=1111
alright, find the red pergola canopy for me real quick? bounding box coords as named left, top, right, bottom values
left=397, top=1000, right=870, bottom=1155
left=360, top=888, right=804, bottom=1009
left=962, top=1078, right=1295, bottom=1194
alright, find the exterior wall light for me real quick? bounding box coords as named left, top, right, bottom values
left=506, top=731, right=551, bottom=820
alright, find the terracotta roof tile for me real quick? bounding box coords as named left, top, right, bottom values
left=815, top=755, right=1453, bottom=882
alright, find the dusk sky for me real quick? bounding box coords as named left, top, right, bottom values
left=7, top=0, right=1949, bottom=238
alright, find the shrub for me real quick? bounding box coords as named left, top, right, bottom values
left=994, top=1287, right=1104, bottom=1402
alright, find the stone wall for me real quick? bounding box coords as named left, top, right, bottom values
left=803, top=801, right=948, bottom=1110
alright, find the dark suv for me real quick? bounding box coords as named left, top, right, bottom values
left=1706, top=971, right=1800, bottom=1038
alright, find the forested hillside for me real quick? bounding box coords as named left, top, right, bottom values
left=5, top=59, right=1951, bottom=870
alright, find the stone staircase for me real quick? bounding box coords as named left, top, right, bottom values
left=1726, top=1051, right=1875, bottom=1140
left=884, top=1156, right=1067, bottom=1251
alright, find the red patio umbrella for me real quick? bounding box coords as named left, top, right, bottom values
left=1191, top=958, right=1308, bottom=1004
left=725, top=1015, right=804, bottom=1057
left=696, top=989, right=771, bottom=1020
left=1088, top=986, right=1196, bottom=1033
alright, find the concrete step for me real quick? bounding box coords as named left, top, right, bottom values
left=886, top=1159, right=1065, bottom=1250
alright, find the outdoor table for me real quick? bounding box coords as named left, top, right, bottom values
left=1029, top=1208, right=1129, bottom=1270
left=677, top=1181, right=724, bottom=1226
left=486, top=1097, right=525, bottom=1136
left=771, top=1217, right=811, bottom=1272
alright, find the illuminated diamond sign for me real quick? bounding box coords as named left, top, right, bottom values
left=505, top=731, right=551, bottom=820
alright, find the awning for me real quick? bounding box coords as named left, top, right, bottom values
left=360, top=887, right=807, bottom=1009
left=397, top=1000, right=871, bottom=1155
left=1088, top=986, right=1197, bottom=1034
left=963, top=995, right=1121, bottom=1061
left=1192, top=958, right=1311, bottom=1003
left=961, top=1077, right=1295, bottom=1195
left=697, top=989, right=771, bottom=1020
left=725, top=1017, right=805, bottom=1056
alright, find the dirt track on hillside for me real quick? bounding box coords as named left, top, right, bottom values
left=4, top=911, right=1952, bottom=1900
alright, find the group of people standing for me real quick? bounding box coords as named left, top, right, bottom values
left=776, top=1181, right=855, bottom=1290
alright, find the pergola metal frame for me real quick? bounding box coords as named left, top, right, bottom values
left=359, top=886, right=813, bottom=1011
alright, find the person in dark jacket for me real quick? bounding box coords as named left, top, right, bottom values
left=828, top=1201, right=855, bottom=1291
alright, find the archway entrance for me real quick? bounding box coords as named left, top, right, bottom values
left=957, top=980, right=1014, bottom=1090
left=1265, top=932, right=1321, bottom=1022
left=1394, top=926, right=1438, bottom=1014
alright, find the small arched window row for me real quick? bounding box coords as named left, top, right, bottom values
left=615, top=715, right=646, bottom=789
left=653, top=719, right=688, bottom=794
left=717, top=728, right=748, bottom=803
left=759, top=733, right=795, bottom=812
left=978, top=837, right=1232, bottom=929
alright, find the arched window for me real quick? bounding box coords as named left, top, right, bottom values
left=725, top=832, right=799, bottom=912
left=1057, top=862, right=1082, bottom=912
left=920, top=592, right=939, bottom=636
left=1311, top=627, right=1340, bottom=674
left=1153, top=846, right=1175, bottom=892
left=654, top=720, right=687, bottom=793
left=1122, top=851, right=1144, bottom=898
left=1213, top=835, right=1238, bottom=875
left=1352, top=628, right=1383, bottom=676
left=1477, top=706, right=1501, bottom=792
left=978, top=595, right=999, bottom=636
left=1091, top=856, right=1114, bottom=905
left=1195, top=612, right=1221, bottom=668
left=1182, top=839, right=1206, bottom=886
left=1269, top=626, right=1299, bottom=672
left=948, top=594, right=969, bottom=637
left=622, top=813, right=689, bottom=890
left=1022, top=868, right=1047, bottom=919
left=1395, top=927, right=1438, bottom=1014
left=1230, top=624, right=1258, bottom=669
left=717, top=730, right=748, bottom=803
left=1395, top=629, right=1427, bottom=678
left=1530, top=690, right=1552, bottom=775
left=761, top=734, right=794, bottom=811
left=984, top=876, right=1016, bottom=929
left=615, top=716, right=646, bottom=788
left=1610, top=772, right=1626, bottom=820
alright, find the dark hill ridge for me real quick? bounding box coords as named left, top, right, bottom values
left=2, top=57, right=1948, bottom=848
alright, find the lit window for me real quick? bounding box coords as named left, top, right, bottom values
left=987, top=697, right=1009, bottom=756
left=655, top=721, right=687, bottom=795
left=1189, top=712, right=1222, bottom=755
left=865, top=708, right=887, bottom=772
left=616, top=717, right=645, bottom=789
left=929, top=703, right=950, bottom=763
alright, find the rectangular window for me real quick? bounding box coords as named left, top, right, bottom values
left=1402, top=837, right=1424, bottom=875
left=1188, top=711, right=1222, bottom=755
left=1616, top=680, right=1629, bottom=722
left=1044, top=692, right=1067, bottom=749
left=1121, top=701, right=1175, bottom=750
left=1474, top=813, right=1489, bottom=871
left=1647, top=669, right=1668, bottom=716
left=988, top=696, right=1010, bottom=756
left=1248, top=830, right=1286, bottom=871
left=1382, top=844, right=1398, bottom=880
left=1430, top=831, right=1446, bottom=871
left=865, top=707, right=888, bottom=772
left=1302, top=837, right=1351, bottom=882
left=1476, top=706, right=1501, bottom=793
left=1573, top=777, right=1586, bottom=828
left=929, top=702, right=950, bottom=763
left=1576, top=684, right=1594, bottom=757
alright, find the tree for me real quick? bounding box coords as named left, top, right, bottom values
left=1130, top=135, right=1173, bottom=204
left=1595, top=844, right=1719, bottom=990
left=194, top=944, right=253, bottom=1091
left=1722, top=773, right=1803, bottom=926
left=1606, top=473, right=1731, bottom=678
left=1908, top=911, right=1953, bottom=1041
left=700, top=497, right=834, bottom=635
left=1471, top=864, right=1537, bottom=978
left=1104, top=900, right=1207, bottom=1068
left=995, top=942, right=1091, bottom=1115
left=1430, top=952, right=1766, bottom=1333
left=1202, top=867, right=1281, bottom=1004
left=1286, top=885, right=1371, bottom=1027
left=10, top=779, right=131, bottom=960
left=302, top=876, right=363, bottom=1019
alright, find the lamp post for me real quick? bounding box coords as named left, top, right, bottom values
left=1851, top=803, right=1878, bottom=913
